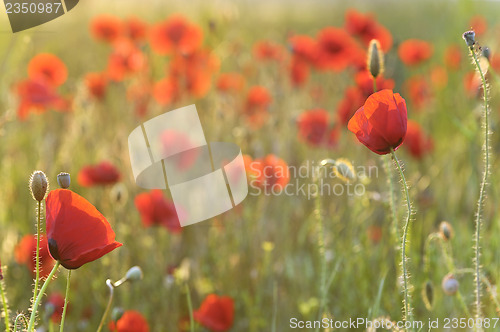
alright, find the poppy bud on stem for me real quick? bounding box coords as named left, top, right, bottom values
left=367, top=39, right=384, bottom=80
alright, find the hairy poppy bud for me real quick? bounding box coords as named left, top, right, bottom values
left=57, top=172, right=71, bottom=189
left=439, top=221, right=454, bottom=241
left=462, top=31, right=476, bottom=49
left=442, top=274, right=459, bottom=296
left=125, top=266, right=143, bottom=282
left=367, top=39, right=384, bottom=79
left=30, top=171, right=48, bottom=202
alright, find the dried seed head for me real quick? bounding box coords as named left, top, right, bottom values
left=57, top=172, right=71, bottom=189
left=333, top=158, right=356, bottom=183
left=29, top=171, right=48, bottom=201
left=367, top=39, right=384, bottom=79
left=422, top=280, right=434, bottom=310
left=462, top=30, right=476, bottom=49
left=442, top=273, right=459, bottom=296
left=482, top=46, right=491, bottom=61
left=439, top=221, right=454, bottom=241
left=124, top=266, right=143, bottom=282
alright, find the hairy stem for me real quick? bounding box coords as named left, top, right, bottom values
left=13, top=314, right=27, bottom=332
left=391, top=149, right=413, bottom=328
left=0, top=278, right=10, bottom=332
left=27, top=261, right=60, bottom=332
left=59, top=270, right=71, bottom=332
left=33, top=201, right=42, bottom=306
left=470, top=46, right=490, bottom=322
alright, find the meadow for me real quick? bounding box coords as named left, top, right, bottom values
left=1, top=0, right=500, bottom=331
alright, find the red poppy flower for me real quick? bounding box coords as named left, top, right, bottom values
left=348, top=89, right=408, bottom=155
left=108, top=310, right=149, bottom=332
left=216, top=73, right=245, bottom=93
left=90, top=15, right=123, bottom=43
left=289, top=57, right=310, bottom=87
left=15, top=234, right=55, bottom=278
left=252, top=41, right=286, bottom=61
left=150, top=15, right=202, bottom=55
left=344, top=9, right=393, bottom=52
left=153, top=76, right=180, bottom=106
left=444, top=45, right=462, bottom=70
left=315, top=27, right=356, bottom=71
left=15, top=79, right=70, bottom=120
left=405, top=76, right=431, bottom=109
left=28, top=54, right=68, bottom=87
left=469, top=15, right=487, bottom=36
left=134, top=190, right=182, bottom=233
left=288, top=35, right=318, bottom=64
left=250, top=154, right=290, bottom=190
left=106, top=39, right=146, bottom=82
left=354, top=70, right=395, bottom=98
left=398, top=39, right=433, bottom=66
left=403, top=120, right=433, bottom=159
left=124, top=17, right=148, bottom=43
left=297, top=109, right=332, bottom=146
left=337, top=86, right=365, bottom=126
left=194, top=294, right=234, bottom=332
left=45, top=293, right=66, bottom=323
left=85, top=72, right=108, bottom=100
left=77, top=161, right=121, bottom=187
left=244, top=86, right=272, bottom=127
left=46, top=189, right=122, bottom=270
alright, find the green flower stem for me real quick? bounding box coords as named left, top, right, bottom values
left=33, top=200, right=42, bottom=304
left=0, top=278, right=10, bottom=332
left=390, top=149, right=413, bottom=328
left=470, top=46, right=490, bottom=321
left=27, top=261, right=60, bottom=332
left=13, top=314, right=27, bottom=332
left=96, top=279, right=114, bottom=332
left=185, top=284, right=194, bottom=332
left=59, top=270, right=71, bottom=332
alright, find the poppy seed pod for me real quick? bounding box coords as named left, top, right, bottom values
left=30, top=170, right=48, bottom=201
left=57, top=172, right=71, bottom=189
left=439, top=221, right=454, bottom=241
left=442, top=274, right=459, bottom=296
left=334, top=159, right=356, bottom=183
left=367, top=39, right=384, bottom=79
left=125, top=266, right=143, bottom=282
left=462, top=31, right=476, bottom=49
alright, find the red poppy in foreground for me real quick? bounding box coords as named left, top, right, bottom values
left=45, top=293, right=66, bottom=323
left=108, top=310, right=149, bottom=332
left=15, top=234, right=55, bottom=278
left=134, top=190, right=182, bottom=233
left=348, top=89, right=407, bottom=155
left=28, top=53, right=68, bottom=87
left=77, top=161, right=121, bottom=187
left=46, top=189, right=122, bottom=269
left=194, top=294, right=234, bottom=332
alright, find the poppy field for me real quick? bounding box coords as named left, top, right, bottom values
left=2, top=0, right=500, bottom=331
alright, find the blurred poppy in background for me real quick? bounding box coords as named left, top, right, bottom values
left=150, top=15, right=202, bottom=55
left=15, top=234, right=54, bottom=278
left=398, top=39, right=433, bottom=66
left=90, top=14, right=123, bottom=43
left=134, top=190, right=182, bottom=233
left=108, top=310, right=150, bottom=332
left=194, top=294, right=234, bottom=332
left=77, top=161, right=121, bottom=187
left=28, top=53, right=68, bottom=87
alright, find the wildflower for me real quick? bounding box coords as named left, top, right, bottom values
left=250, top=154, right=290, bottom=190
left=108, top=310, right=149, bottom=332
left=153, top=76, right=180, bottom=106
left=336, top=86, right=364, bottom=126
left=403, top=120, right=433, bottom=159
left=345, top=9, right=393, bottom=52
left=124, top=17, right=148, bottom=43
left=28, top=53, right=68, bottom=87
left=398, top=39, right=433, bottom=66
left=134, top=190, right=182, bottom=233
left=15, top=235, right=55, bottom=277
left=297, top=109, right=336, bottom=147
left=444, top=45, right=462, bottom=70
left=216, top=73, right=245, bottom=93
left=106, top=39, right=146, bottom=82
left=289, top=57, right=310, bottom=87
left=347, top=89, right=407, bottom=155
left=288, top=35, right=319, bottom=64
left=77, top=161, right=121, bottom=187
left=244, top=86, right=272, bottom=127
left=252, top=41, right=286, bottom=61
left=90, top=15, right=123, bottom=43
left=354, top=70, right=394, bottom=98
left=194, top=294, right=234, bottom=332
left=405, top=76, right=431, bottom=109
left=468, top=15, right=487, bottom=36
left=149, top=15, right=202, bottom=55
left=85, top=72, right=108, bottom=100
left=45, top=189, right=122, bottom=269
left=315, top=27, right=357, bottom=71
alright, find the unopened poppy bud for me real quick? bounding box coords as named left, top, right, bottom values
left=439, top=221, right=454, bottom=241
left=367, top=39, right=384, bottom=79
left=111, top=307, right=124, bottom=322
left=334, top=159, right=356, bottom=183
left=482, top=47, right=491, bottom=61
left=57, top=172, right=71, bottom=189
left=462, top=31, right=476, bottom=49
left=442, top=274, right=459, bottom=296
left=30, top=171, right=48, bottom=201
left=422, top=280, right=434, bottom=310
left=125, top=266, right=143, bottom=282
